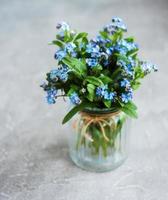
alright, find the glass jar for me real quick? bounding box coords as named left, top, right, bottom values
left=68, top=108, right=131, bottom=172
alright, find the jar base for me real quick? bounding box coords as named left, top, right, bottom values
left=69, top=150, right=127, bottom=173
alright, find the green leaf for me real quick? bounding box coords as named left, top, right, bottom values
left=49, top=40, right=64, bottom=48
left=62, top=102, right=91, bottom=124
left=67, top=87, right=78, bottom=96
left=126, top=101, right=138, bottom=110
left=74, top=32, right=88, bottom=41
left=82, top=37, right=88, bottom=45
left=63, top=30, right=70, bottom=42
left=85, top=76, right=103, bottom=86
left=121, top=104, right=138, bottom=119
left=70, top=57, right=87, bottom=74
left=125, top=37, right=135, bottom=42
left=95, top=65, right=103, bottom=71
left=62, top=57, right=86, bottom=78
left=62, top=58, right=80, bottom=77
left=111, top=67, right=122, bottom=80
left=87, top=83, right=95, bottom=91
left=99, top=74, right=113, bottom=84
left=90, top=65, right=103, bottom=75
left=127, top=49, right=138, bottom=57
left=111, top=31, right=122, bottom=44
left=99, top=31, right=108, bottom=39
left=87, top=84, right=95, bottom=102
left=115, top=53, right=128, bottom=62
left=132, top=81, right=141, bottom=90
left=103, top=100, right=112, bottom=108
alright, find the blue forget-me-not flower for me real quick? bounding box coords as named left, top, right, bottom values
left=54, top=50, right=66, bottom=61
left=65, top=42, right=76, bottom=54
left=121, top=89, right=133, bottom=103
left=96, top=85, right=115, bottom=101
left=120, top=78, right=131, bottom=88
left=56, top=21, right=70, bottom=31
left=69, top=92, right=81, bottom=105
left=104, top=17, right=127, bottom=35
left=50, top=65, right=69, bottom=82
left=46, top=88, right=57, bottom=104
left=86, top=58, right=98, bottom=67
left=96, top=85, right=108, bottom=97
left=86, top=43, right=101, bottom=58
left=104, top=91, right=116, bottom=101
left=141, top=62, right=157, bottom=74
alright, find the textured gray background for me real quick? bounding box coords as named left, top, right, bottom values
left=0, top=0, right=168, bottom=199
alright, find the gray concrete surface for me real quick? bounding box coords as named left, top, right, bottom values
left=0, top=0, right=168, bottom=199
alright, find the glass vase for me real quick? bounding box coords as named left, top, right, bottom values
left=68, top=108, right=131, bottom=172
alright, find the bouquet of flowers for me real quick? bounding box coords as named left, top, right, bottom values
left=40, top=18, right=158, bottom=171
left=41, top=17, right=157, bottom=124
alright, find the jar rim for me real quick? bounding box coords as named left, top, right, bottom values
left=82, top=107, right=120, bottom=114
